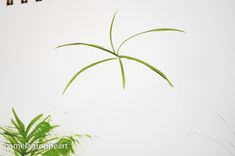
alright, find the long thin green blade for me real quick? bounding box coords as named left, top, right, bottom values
left=56, top=42, right=117, bottom=56
left=117, top=28, right=185, bottom=53
left=26, top=114, right=43, bottom=135
left=118, top=58, right=126, bottom=89
left=28, top=122, right=53, bottom=144
left=0, top=127, right=21, bottom=143
left=11, top=119, right=25, bottom=139
left=2, top=135, right=22, bottom=154
left=109, top=12, right=117, bottom=53
left=120, top=55, right=173, bottom=87
left=26, top=116, right=52, bottom=142
left=187, top=132, right=233, bottom=156
left=27, top=137, right=60, bottom=154
left=12, top=109, right=25, bottom=133
left=63, top=58, right=117, bottom=95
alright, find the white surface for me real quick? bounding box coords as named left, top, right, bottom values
left=0, top=0, right=235, bottom=155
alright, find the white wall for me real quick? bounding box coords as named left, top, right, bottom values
left=0, top=0, right=235, bottom=155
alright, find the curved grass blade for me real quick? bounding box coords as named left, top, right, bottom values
left=0, top=127, right=24, bottom=143
left=42, top=137, right=76, bottom=156
left=56, top=42, right=117, bottom=56
left=12, top=109, right=25, bottom=131
left=0, top=127, right=15, bottom=136
left=63, top=58, right=117, bottom=95
left=10, top=119, right=25, bottom=142
left=0, top=127, right=22, bottom=144
left=2, top=135, right=22, bottom=154
left=187, top=132, right=235, bottom=156
left=25, top=113, right=43, bottom=135
left=110, top=12, right=117, bottom=53
left=28, top=122, right=57, bottom=144
left=118, top=58, right=126, bottom=89
left=12, top=109, right=26, bottom=138
left=26, top=115, right=51, bottom=142
left=117, top=28, right=185, bottom=53
left=26, top=137, right=60, bottom=154
left=120, top=55, right=173, bottom=87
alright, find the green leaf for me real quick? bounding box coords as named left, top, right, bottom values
left=120, top=55, right=173, bottom=87
left=118, top=58, right=126, bottom=89
left=1, top=110, right=90, bottom=156
left=2, top=135, right=20, bottom=145
left=110, top=12, right=117, bottom=53
left=26, top=113, right=43, bottom=135
left=3, top=136, right=22, bottom=154
left=63, top=58, right=117, bottom=95
left=75, top=134, right=92, bottom=139
left=0, top=128, right=18, bottom=141
left=12, top=108, right=25, bottom=133
left=0, top=128, right=23, bottom=155
left=0, top=127, right=21, bottom=140
left=42, top=137, right=77, bottom=156
left=11, top=119, right=25, bottom=140
left=117, top=28, right=185, bottom=53
left=28, top=121, right=54, bottom=144
left=26, top=115, right=52, bottom=142
left=26, top=137, right=60, bottom=154
left=56, top=42, right=117, bottom=56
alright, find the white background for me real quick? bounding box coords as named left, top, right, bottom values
left=0, top=0, right=235, bottom=155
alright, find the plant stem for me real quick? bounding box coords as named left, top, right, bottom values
left=109, top=12, right=117, bottom=53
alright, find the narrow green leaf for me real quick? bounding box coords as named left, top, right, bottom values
left=0, top=127, right=7, bottom=132
left=2, top=134, right=20, bottom=145
left=26, top=137, right=60, bottom=154
left=75, top=134, right=92, bottom=138
left=118, top=58, right=126, bottom=89
left=38, top=137, right=59, bottom=145
left=63, top=58, right=117, bottom=95
left=26, top=113, right=43, bottom=135
left=120, top=55, right=173, bottom=87
left=12, top=108, right=25, bottom=132
left=56, top=42, right=117, bottom=56
left=3, top=136, right=22, bottom=154
left=42, top=137, right=77, bottom=156
left=26, top=136, right=59, bottom=154
left=28, top=121, right=54, bottom=144
left=0, top=126, right=25, bottom=144
left=26, top=115, right=50, bottom=141
left=0, top=127, right=18, bottom=138
left=11, top=119, right=25, bottom=139
left=109, top=12, right=117, bottom=53
left=1, top=127, right=23, bottom=154
left=117, top=28, right=185, bottom=53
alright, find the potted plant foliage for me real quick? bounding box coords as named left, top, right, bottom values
left=0, top=108, right=91, bottom=156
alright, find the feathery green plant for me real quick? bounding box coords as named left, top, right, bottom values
left=0, top=108, right=91, bottom=156
left=57, top=13, right=185, bottom=94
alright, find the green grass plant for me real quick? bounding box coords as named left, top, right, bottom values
left=57, top=13, right=185, bottom=94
